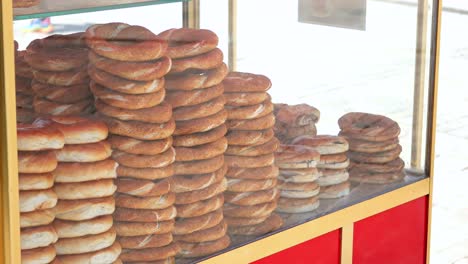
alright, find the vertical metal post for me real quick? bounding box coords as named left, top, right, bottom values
left=183, top=0, right=200, bottom=29
left=228, top=0, right=238, bottom=71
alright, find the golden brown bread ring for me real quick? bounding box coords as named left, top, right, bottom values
left=33, top=116, right=108, bottom=144
left=278, top=180, right=320, bottom=199
left=20, top=209, right=55, bottom=228
left=173, top=124, right=227, bottom=147
left=89, top=51, right=171, bottom=81
left=170, top=48, right=223, bottom=73
left=173, top=95, right=225, bottom=121
left=118, top=232, right=173, bottom=250
left=15, top=76, right=33, bottom=94
left=165, top=63, right=228, bottom=91
left=278, top=167, right=320, bottom=183
left=291, top=135, right=349, bottom=155
left=226, top=178, right=277, bottom=193
left=174, top=154, right=224, bottom=175
left=158, top=28, right=219, bottom=59
left=91, top=81, right=165, bottom=110
left=54, top=196, right=115, bottom=221
left=319, top=181, right=350, bottom=199
left=176, top=194, right=224, bottom=218
left=100, top=115, right=175, bottom=141
left=33, top=97, right=94, bottom=116
left=226, top=128, right=274, bottom=146
left=338, top=112, right=400, bottom=142
left=54, top=215, right=113, bottom=238
left=224, top=91, right=269, bottom=107
left=112, top=147, right=175, bottom=169
left=16, top=107, right=36, bottom=124
left=54, top=159, right=117, bottom=183
left=108, top=135, right=172, bottom=155
left=55, top=141, right=112, bottom=162
left=349, top=170, right=405, bottom=184
left=54, top=179, right=117, bottom=200
left=33, top=67, right=88, bottom=86
left=317, top=169, right=349, bottom=186
left=114, top=206, right=176, bottom=222
left=166, top=83, right=224, bottom=108
left=20, top=188, right=57, bottom=213
left=224, top=187, right=279, bottom=206
left=115, top=220, right=175, bottom=237
left=275, top=144, right=320, bottom=164
left=18, top=151, right=57, bottom=174
left=174, top=220, right=226, bottom=243
left=31, top=81, right=91, bottom=104
left=122, top=257, right=174, bottom=264
left=223, top=72, right=272, bottom=92
left=21, top=245, right=56, bottom=264
left=347, top=145, right=402, bottom=164
left=115, top=192, right=175, bottom=210
left=275, top=103, right=320, bottom=126
left=177, top=235, right=230, bottom=258
left=226, top=165, right=279, bottom=180
left=16, top=92, right=33, bottom=108
left=223, top=200, right=277, bottom=218
left=226, top=113, right=275, bottom=131
left=225, top=153, right=275, bottom=168
left=349, top=158, right=405, bottom=174
left=174, top=137, right=227, bottom=161
left=117, top=164, right=174, bottom=180
left=173, top=109, right=227, bottom=136
left=175, top=178, right=227, bottom=205
left=86, top=23, right=167, bottom=62
left=225, top=137, right=279, bottom=157
left=89, top=66, right=165, bottom=95
left=54, top=228, right=116, bottom=255
left=56, top=241, right=121, bottom=264
left=96, top=100, right=172, bottom=124
left=172, top=164, right=226, bottom=193
left=21, top=225, right=58, bottom=250
left=224, top=215, right=269, bottom=227
left=16, top=52, right=34, bottom=78
left=174, top=209, right=223, bottom=235
left=116, top=178, right=171, bottom=197
left=276, top=123, right=318, bottom=143
left=276, top=196, right=320, bottom=213
left=17, top=123, right=64, bottom=151
left=317, top=153, right=350, bottom=170
left=348, top=137, right=400, bottom=153
left=120, top=242, right=179, bottom=262
left=228, top=213, right=283, bottom=236
left=226, top=100, right=273, bottom=120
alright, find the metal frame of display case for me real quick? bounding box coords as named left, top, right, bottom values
left=0, top=0, right=441, bottom=263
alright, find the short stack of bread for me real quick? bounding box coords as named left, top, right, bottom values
left=85, top=23, right=179, bottom=263
left=15, top=41, right=36, bottom=123
left=274, top=144, right=321, bottom=213
left=17, top=123, right=63, bottom=264
left=33, top=116, right=121, bottom=263
left=25, top=33, right=93, bottom=116
left=222, top=72, right=283, bottom=236
left=273, top=104, right=320, bottom=143
left=158, top=28, right=231, bottom=258
left=338, top=112, right=405, bottom=184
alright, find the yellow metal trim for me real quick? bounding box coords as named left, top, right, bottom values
left=340, top=223, right=354, bottom=264
left=0, top=1, right=21, bottom=264
left=201, top=179, right=430, bottom=264
left=228, top=0, right=237, bottom=71
left=182, top=0, right=200, bottom=29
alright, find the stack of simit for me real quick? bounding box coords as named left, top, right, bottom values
left=25, top=33, right=93, bottom=116
left=85, top=22, right=179, bottom=263
left=158, top=28, right=231, bottom=259
left=222, top=72, right=283, bottom=236
left=15, top=40, right=36, bottom=123
left=273, top=104, right=320, bottom=143
left=338, top=112, right=405, bottom=184
left=17, top=123, right=63, bottom=264
left=34, top=116, right=121, bottom=264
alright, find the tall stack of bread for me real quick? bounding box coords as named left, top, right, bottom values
left=292, top=135, right=351, bottom=199
left=222, top=72, right=283, bottom=236
left=273, top=104, right=320, bottom=143
left=274, top=144, right=321, bottom=213
left=25, top=33, right=93, bottom=116
left=157, top=28, right=230, bottom=258
left=15, top=41, right=36, bottom=123
left=338, top=112, right=405, bottom=184
left=17, top=123, right=63, bottom=264
left=33, top=116, right=121, bottom=263
left=85, top=23, right=179, bottom=263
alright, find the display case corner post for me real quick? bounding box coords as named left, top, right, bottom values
left=183, top=0, right=200, bottom=29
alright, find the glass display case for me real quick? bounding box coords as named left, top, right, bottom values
left=0, top=0, right=441, bottom=263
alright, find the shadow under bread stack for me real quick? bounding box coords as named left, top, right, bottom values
left=25, top=33, right=94, bottom=116
left=85, top=23, right=179, bottom=263
left=222, top=72, right=283, bottom=236
left=274, top=144, right=321, bottom=213
left=33, top=116, right=121, bottom=264
left=158, top=28, right=231, bottom=258
left=17, top=123, right=63, bottom=264
left=273, top=104, right=320, bottom=143
left=292, top=135, right=351, bottom=199
left=338, top=112, right=405, bottom=184
left=15, top=42, right=36, bottom=123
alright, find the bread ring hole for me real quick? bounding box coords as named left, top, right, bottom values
left=355, top=122, right=371, bottom=129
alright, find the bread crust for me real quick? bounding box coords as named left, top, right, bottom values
left=173, top=124, right=226, bottom=147
left=165, top=63, right=228, bottom=91
left=54, top=159, right=117, bottom=183
left=174, top=137, right=227, bottom=162
left=20, top=225, right=58, bottom=250
left=115, top=193, right=175, bottom=210
left=18, top=150, right=57, bottom=174
left=54, top=196, right=115, bottom=221
left=227, top=213, right=282, bottom=236
left=55, top=141, right=112, bottom=162
left=166, top=83, right=224, bottom=108
left=20, top=188, right=57, bottom=213
left=226, top=128, right=274, bottom=146
left=56, top=241, right=121, bottom=264
left=173, top=209, right=223, bottom=235
left=226, top=165, right=279, bottom=180
left=225, top=137, right=279, bottom=157
left=19, top=172, right=54, bottom=191
left=276, top=196, right=320, bottom=213
left=170, top=48, right=223, bottom=73
left=118, top=232, right=173, bottom=249
left=224, top=187, right=279, bottom=206
left=347, top=145, right=402, bottom=164
left=174, top=155, right=224, bottom=175
left=96, top=100, right=172, bottom=124
left=291, top=135, right=349, bottom=155
left=226, top=178, right=277, bottom=193
left=21, top=244, right=56, bottom=264
left=20, top=209, right=55, bottom=228
left=55, top=228, right=116, bottom=255
left=226, top=113, right=275, bottom=131
left=114, top=206, right=176, bottom=222
left=223, top=201, right=277, bottom=218
left=116, top=177, right=171, bottom=197
left=158, top=28, right=218, bottom=59
left=317, top=169, right=349, bottom=186
left=223, top=72, right=271, bottom=92
left=338, top=112, right=400, bottom=142
left=173, top=109, right=227, bottom=136
left=176, top=194, right=224, bottom=218
left=117, top=164, right=173, bottom=180
left=226, top=100, right=273, bottom=120
left=115, top=220, right=175, bottom=237
left=175, top=178, right=227, bottom=205
left=32, top=67, right=88, bottom=86
left=224, top=91, right=268, bottom=107
left=54, top=215, right=113, bottom=238
left=112, top=147, right=175, bottom=169
left=225, top=153, right=274, bottom=168
left=174, top=220, right=226, bottom=243
left=177, top=235, right=230, bottom=258
left=120, top=242, right=180, bottom=262
left=32, top=81, right=92, bottom=104
left=173, top=95, right=225, bottom=121
left=108, top=135, right=172, bottom=155
left=319, top=181, right=351, bottom=199
left=172, top=164, right=226, bottom=193
left=54, top=179, right=116, bottom=200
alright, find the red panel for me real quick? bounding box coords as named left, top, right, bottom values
left=252, top=229, right=341, bottom=264
left=353, top=196, right=429, bottom=264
